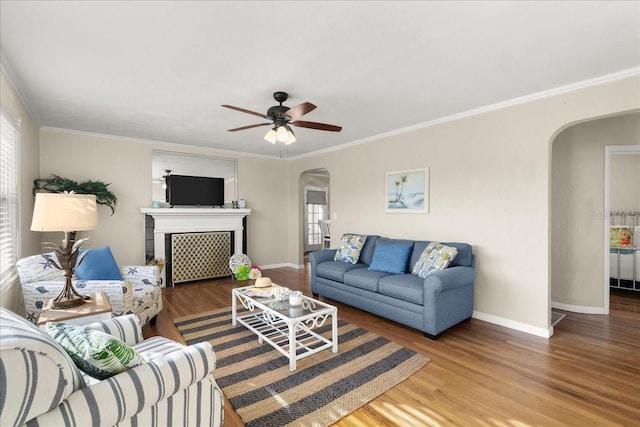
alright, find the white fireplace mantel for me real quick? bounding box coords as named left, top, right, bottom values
left=141, top=208, right=251, bottom=284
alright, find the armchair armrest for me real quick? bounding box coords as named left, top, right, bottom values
left=33, top=342, right=216, bottom=426
left=423, top=266, right=476, bottom=294
left=121, top=265, right=161, bottom=287
left=85, top=314, right=143, bottom=346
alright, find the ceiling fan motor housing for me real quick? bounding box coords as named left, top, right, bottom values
left=267, top=105, right=291, bottom=121
left=268, top=91, right=291, bottom=123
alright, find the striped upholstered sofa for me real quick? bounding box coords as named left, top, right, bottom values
left=0, top=307, right=223, bottom=426
left=16, top=253, right=162, bottom=326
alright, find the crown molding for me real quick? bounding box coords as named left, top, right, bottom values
left=0, top=51, right=42, bottom=126
left=40, top=126, right=282, bottom=160
left=288, top=67, right=640, bottom=161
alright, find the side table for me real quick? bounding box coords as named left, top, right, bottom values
left=37, top=292, right=113, bottom=328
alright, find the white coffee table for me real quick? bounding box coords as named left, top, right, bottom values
left=231, top=285, right=338, bottom=371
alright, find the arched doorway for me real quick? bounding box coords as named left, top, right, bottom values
left=300, top=168, right=330, bottom=257
left=550, top=112, right=640, bottom=317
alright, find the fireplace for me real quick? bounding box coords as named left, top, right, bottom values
left=141, top=208, right=251, bottom=287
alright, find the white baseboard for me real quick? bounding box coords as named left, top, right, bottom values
left=551, top=301, right=606, bottom=314
left=473, top=310, right=552, bottom=339
left=261, top=263, right=304, bottom=270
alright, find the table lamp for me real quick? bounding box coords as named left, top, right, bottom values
left=30, top=192, right=99, bottom=308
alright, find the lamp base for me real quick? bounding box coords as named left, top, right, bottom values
left=52, top=295, right=86, bottom=309
left=52, top=272, right=87, bottom=309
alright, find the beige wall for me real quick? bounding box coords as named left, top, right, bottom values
left=551, top=114, right=640, bottom=308
left=610, top=153, right=640, bottom=210
left=38, top=131, right=290, bottom=268
left=289, top=76, right=640, bottom=336
left=0, top=69, right=41, bottom=314
left=6, top=65, right=640, bottom=336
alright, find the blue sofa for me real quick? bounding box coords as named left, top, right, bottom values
left=309, top=235, right=476, bottom=338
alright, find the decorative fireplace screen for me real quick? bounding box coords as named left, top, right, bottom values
left=171, top=232, right=231, bottom=284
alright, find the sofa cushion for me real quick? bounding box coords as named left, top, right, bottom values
left=378, top=274, right=424, bottom=305
left=412, top=242, right=458, bottom=279
left=334, top=234, right=367, bottom=264
left=76, top=246, right=123, bottom=280
left=46, top=322, right=145, bottom=380
left=357, top=235, right=380, bottom=266
left=316, top=260, right=368, bottom=282
left=411, top=241, right=473, bottom=268
left=368, top=240, right=413, bottom=274
left=343, top=268, right=389, bottom=292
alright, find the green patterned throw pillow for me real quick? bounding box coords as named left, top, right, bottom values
left=412, top=242, right=458, bottom=279
left=334, top=234, right=367, bottom=264
left=45, top=322, right=145, bottom=380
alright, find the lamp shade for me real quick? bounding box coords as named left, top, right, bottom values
left=31, top=193, right=99, bottom=232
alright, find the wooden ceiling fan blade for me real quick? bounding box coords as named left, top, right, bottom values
left=291, top=120, right=342, bottom=132
left=228, top=123, right=272, bottom=132
left=284, top=102, right=317, bottom=121
left=222, top=104, right=268, bottom=119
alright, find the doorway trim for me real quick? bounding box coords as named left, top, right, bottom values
left=603, top=145, right=640, bottom=314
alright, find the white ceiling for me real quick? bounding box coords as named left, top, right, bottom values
left=1, top=1, right=639, bottom=159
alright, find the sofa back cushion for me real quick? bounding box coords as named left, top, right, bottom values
left=0, top=308, right=85, bottom=426
left=358, top=235, right=380, bottom=266
left=411, top=241, right=474, bottom=269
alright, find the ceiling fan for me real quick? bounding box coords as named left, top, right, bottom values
left=222, top=91, right=342, bottom=145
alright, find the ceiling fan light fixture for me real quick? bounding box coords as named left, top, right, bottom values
left=264, top=128, right=277, bottom=144
left=276, top=126, right=288, bottom=143
left=285, top=127, right=296, bottom=145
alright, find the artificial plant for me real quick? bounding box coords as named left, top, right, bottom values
left=33, top=174, right=118, bottom=214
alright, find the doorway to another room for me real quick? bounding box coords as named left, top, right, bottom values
left=301, top=169, right=330, bottom=260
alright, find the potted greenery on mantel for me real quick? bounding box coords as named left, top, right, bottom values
left=33, top=175, right=118, bottom=214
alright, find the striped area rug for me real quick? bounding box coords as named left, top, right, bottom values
left=174, top=308, right=430, bottom=427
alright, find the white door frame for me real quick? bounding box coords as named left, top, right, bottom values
left=303, top=186, right=328, bottom=252
left=603, top=145, right=640, bottom=314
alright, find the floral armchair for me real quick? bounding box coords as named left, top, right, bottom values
left=16, top=253, right=163, bottom=326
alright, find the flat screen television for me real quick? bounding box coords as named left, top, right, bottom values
left=166, top=175, right=224, bottom=207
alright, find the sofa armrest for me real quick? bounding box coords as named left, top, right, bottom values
left=309, top=249, right=337, bottom=267
left=121, top=265, right=161, bottom=287
left=423, top=266, right=476, bottom=294
left=33, top=342, right=216, bottom=426
left=85, top=314, right=143, bottom=346
left=309, top=249, right=338, bottom=293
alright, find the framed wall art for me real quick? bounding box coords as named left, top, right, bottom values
left=385, top=168, right=429, bottom=213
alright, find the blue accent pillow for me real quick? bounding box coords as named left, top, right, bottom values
left=368, top=242, right=413, bottom=274
left=75, top=246, right=123, bottom=280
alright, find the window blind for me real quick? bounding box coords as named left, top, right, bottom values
left=0, top=110, right=20, bottom=292
left=306, top=190, right=327, bottom=205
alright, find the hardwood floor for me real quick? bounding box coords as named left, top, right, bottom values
left=144, top=267, right=640, bottom=426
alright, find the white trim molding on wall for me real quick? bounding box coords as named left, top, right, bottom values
left=551, top=301, right=606, bottom=315
left=472, top=310, right=552, bottom=339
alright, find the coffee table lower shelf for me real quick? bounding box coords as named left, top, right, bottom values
left=235, top=311, right=337, bottom=371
